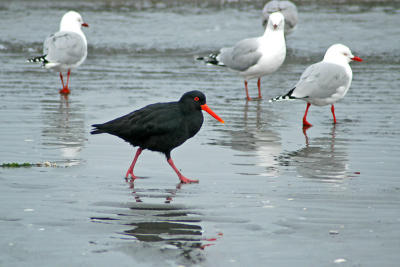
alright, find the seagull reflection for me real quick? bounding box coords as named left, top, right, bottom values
left=215, top=100, right=282, bottom=176
left=279, top=125, right=350, bottom=181
left=40, top=95, right=85, bottom=165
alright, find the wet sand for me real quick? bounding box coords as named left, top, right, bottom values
left=1, top=0, right=400, bottom=266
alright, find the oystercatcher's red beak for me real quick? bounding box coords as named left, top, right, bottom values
left=82, top=23, right=89, bottom=27
left=201, top=104, right=225, bottom=123
left=352, top=56, right=362, bottom=62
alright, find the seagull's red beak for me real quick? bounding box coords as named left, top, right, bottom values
left=82, top=22, right=89, bottom=27
left=352, top=56, right=363, bottom=62
left=201, top=104, right=225, bottom=123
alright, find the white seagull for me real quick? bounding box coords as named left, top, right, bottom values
left=262, top=0, right=298, bottom=35
left=270, top=44, right=363, bottom=127
left=28, top=11, right=89, bottom=95
left=200, top=12, right=286, bottom=101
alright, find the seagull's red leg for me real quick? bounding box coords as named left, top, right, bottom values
left=125, top=148, right=143, bottom=180
left=59, top=72, right=65, bottom=89
left=167, top=157, right=198, bottom=184
left=59, top=69, right=71, bottom=95
left=331, top=104, right=337, bottom=124
left=257, top=78, right=262, bottom=99
left=303, top=103, right=313, bottom=127
left=66, top=69, right=71, bottom=89
left=244, top=80, right=251, bottom=101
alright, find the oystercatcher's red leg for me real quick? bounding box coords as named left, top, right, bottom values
left=244, top=80, right=251, bottom=101
left=257, top=78, right=262, bottom=99
left=303, top=103, right=313, bottom=128
left=59, top=69, right=71, bottom=95
left=125, top=148, right=142, bottom=180
left=331, top=104, right=337, bottom=124
left=167, top=157, right=198, bottom=184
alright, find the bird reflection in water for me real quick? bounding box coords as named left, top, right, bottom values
left=280, top=125, right=350, bottom=181
left=40, top=95, right=85, bottom=166
left=127, top=180, right=183, bottom=204
left=60, top=93, right=69, bottom=104
left=91, top=183, right=222, bottom=264
left=216, top=100, right=282, bottom=176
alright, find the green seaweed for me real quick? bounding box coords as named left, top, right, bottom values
left=0, top=162, right=33, bottom=168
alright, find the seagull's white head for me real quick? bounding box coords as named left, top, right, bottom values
left=323, top=44, right=363, bottom=64
left=59, top=11, right=89, bottom=32
left=267, top=12, right=285, bottom=32
left=262, top=1, right=298, bottom=30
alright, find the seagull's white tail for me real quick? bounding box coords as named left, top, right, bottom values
left=269, top=88, right=297, bottom=102
left=27, top=55, right=47, bottom=63
left=195, top=53, right=225, bottom=67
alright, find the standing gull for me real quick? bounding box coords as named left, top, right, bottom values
left=270, top=44, right=363, bottom=127
left=262, top=0, right=298, bottom=35
left=199, top=12, right=286, bottom=101
left=28, top=11, right=89, bottom=95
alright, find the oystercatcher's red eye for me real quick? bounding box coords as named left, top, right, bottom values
left=194, top=97, right=199, bottom=102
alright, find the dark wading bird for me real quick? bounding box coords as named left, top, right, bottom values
left=91, top=91, right=224, bottom=184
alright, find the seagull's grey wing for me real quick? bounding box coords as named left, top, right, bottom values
left=44, top=31, right=86, bottom=65
left=219, top=37, right=262, bottom=72
left=292, top=62, right=350, bottom=99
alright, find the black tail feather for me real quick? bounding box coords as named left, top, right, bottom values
left=27, top=55, right=48, bottom=63
left=270, top=88, right=297, bottom=102
left=90, top=124, right=105, bottom=135
left=195, top=52, right=225, bottom=67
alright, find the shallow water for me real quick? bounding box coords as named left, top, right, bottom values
left=1, top=0, right=400, bottom=266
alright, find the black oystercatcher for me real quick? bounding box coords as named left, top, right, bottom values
left=91, top=91, right=224, bottom=184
